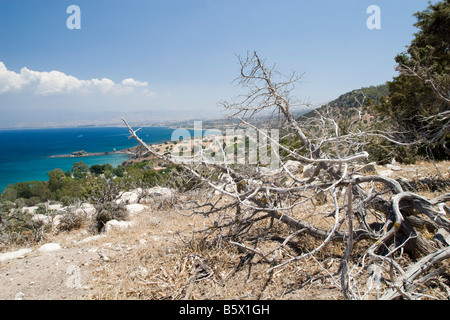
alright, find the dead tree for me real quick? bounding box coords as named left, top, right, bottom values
left=123, top=52, right=450, bottom=300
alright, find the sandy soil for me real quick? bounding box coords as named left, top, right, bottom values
left=0, top=202, right=215, bottom=300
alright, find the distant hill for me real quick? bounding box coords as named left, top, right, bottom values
left=137, top=84, right=390, bottom=131
left=299, top=84, right=389, bottom=123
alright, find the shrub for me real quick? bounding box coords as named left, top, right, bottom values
left=14, top=198, right=26, bottom=208
left=26, top=197, right=41, bottom=207
left=56, top=210, right=85, bottom=233
left=0, top=208, right=49, bottom=248
left=91, top=201, right=128, bottom=233
left=0, top=201, right=16, bottom=213
left=59, top=196, right=74, bottom=207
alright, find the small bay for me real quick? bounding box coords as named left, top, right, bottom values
left=0, top=126, right=183, bottom=192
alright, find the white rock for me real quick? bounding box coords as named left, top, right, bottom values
left=32, top=214, right=52, bottom=225
left=146, top=186, right=174, bottom=198
left=116, top=188, right=143, bottom=205
left=38, top=243, right=62, bottom=252
left=104, top=219, right=134, bottom=234
left=116, top=192, right=139, bottom=205
left=125, top=203, right=145, bottom=215
left=80, top=203, right=96, bottom=218
left=0, top=248, right=33, bottom=262
left=22, top=206, right=38, bottom=214
left=142, top=187, right=175, bottom=202
left=390, top=165, right=402, bottom=171
left=48, top=204, right=63, bottom=211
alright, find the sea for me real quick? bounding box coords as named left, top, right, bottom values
left=0, top=126, right=195, bottom=192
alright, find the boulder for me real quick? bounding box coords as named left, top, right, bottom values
left=22, top=206, right=38, bottom=214
left=38, top=243, right=62, bottom=252
left=116, top=188, right=142, bottom=205
left=116, top=192, right=139, bottom=205
left=32, top=214, right=52, bottom=225
left=104, top=219, right=134, bottom=234
left=142, top=187, right=175, bottom=201
left=0, top=248, right=33, bottom=262
left=146, top=186, right=174, bottom=198
left=79, top=202, right=96, bottom=218
left=47, top=204, right=63, bottom=211
left=125, top=203, right=146, bottom=215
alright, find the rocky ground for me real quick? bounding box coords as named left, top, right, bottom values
left=0, top=161, right=449, bottom=300
left=0, top=187, right=176, bottom=300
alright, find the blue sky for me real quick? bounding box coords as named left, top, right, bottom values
left=0, top=0, right=441, bottom=128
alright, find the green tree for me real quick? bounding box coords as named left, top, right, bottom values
left=12, top=181, right=33, bottom=199
left=89, top=164, right=104, bottom=175
left=90, top=163, right=115, bottom=176
left=376, top=0, right=450, bottom=158
left=112, top=165, right=125, bottom=177
left=72, top=161, right=89, bottom=180
left=47, top=168, right=66, bottom=194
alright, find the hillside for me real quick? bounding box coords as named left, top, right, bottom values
left=1, top=160, right=448, bottom=300
left=1, top=83, right=449, bottom=301
left=299, top=84, right=389, bottom=124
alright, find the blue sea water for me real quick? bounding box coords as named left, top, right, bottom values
left=0, top=126, right=188, bottom=192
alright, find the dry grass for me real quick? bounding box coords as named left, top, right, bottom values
left=86, top=219, right=345, bottom=300
left=81, top=160, right=450, bottom=300
left=0, top=160, right=437, bottom=299
left=81, top=192, right=356, bottom=300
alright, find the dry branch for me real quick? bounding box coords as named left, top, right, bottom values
left=121, top=52, right=450, bottom=300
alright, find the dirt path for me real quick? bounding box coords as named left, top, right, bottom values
left=0, top=208, right=155, bottom=300
left=0, top=204, right=202, bottom=300
left=0, top=243, right=99, bottom=299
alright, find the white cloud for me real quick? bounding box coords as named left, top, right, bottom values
left=122, top=78, right=148, bottom=87
left=0, top=62, right=154, bottom=97
left=0, top=62, right=27, bottom=93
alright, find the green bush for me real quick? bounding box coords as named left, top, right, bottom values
left=91, top=202, right=128, bottom=233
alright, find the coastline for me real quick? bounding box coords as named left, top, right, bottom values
left=48, top=147, right=137, bottom=159
left=0, top=126, right=182, bottom=192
